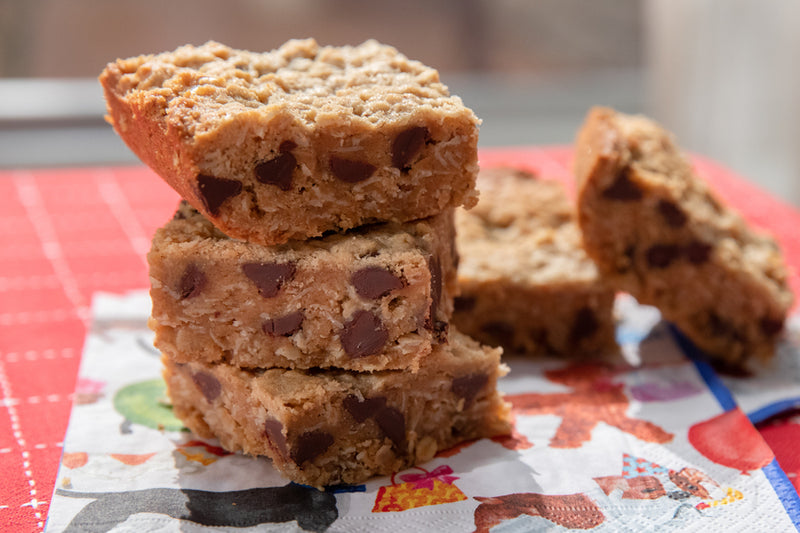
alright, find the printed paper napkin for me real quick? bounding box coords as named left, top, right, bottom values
left=45, top=292, right=800, bottom=532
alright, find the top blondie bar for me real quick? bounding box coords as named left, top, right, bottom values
left=100, top=39, right=480, bottom=245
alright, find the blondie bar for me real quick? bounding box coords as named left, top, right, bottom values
left=162, top=329, right=511, bottom=488
left=574, top=107, right=793, bottom=364
left=149, top=202, right=456, bottom=372
left=453, top=167, right=617, bottom=356
left=100, top=39, right=480, bottom=245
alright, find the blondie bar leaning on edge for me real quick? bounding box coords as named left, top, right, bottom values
left=162, top=329, right=511, bottom=488
left=100, top=39, right=480, bottom=245
left=149, top=201, right=457, bottom=372
left=453, top=167, right=617, bottom=356
left=574, top=107, right=793, bottom=365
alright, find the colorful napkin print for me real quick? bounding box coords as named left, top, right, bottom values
left=45, top=292, right=800, bottom=532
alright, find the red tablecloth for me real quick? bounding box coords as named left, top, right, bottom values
left=1, top=147, right=799, bottom=532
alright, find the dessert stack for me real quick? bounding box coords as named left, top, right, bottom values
left=100, top=39, right=511, bottom=488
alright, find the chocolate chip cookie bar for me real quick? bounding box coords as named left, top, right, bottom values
left=149, top=201, right=456, bottom=372
left=162, top=329, right=511, bottom=488
left=100, top=39, right=480, bottom=245
left=453, top=167, right=617, bottom=356
left=574, top=106, right=793, bottom=364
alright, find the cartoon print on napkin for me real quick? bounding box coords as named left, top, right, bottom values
left=689, top=407, right=774, bottom=473
left=593, top=452, right=746, bottom=514
left=74, top=377, right=107, bottom=405
left=61, top=452, right=89, bottom=470
left=629, top=379, right=704, bottom=402
left=55, top=483, right=339, bottom=533
left=472, top=492, right=605, bottom=532
left=112, top=378, right=184, bottom=432
left=109, top=453, right=157, bottom=466
left=759, top=412, right=800, bottom=493
left=373, top=465, right=467, bottom=512
left=507, top=362, right=674, bottom=447
left=594, top=453, right=718, bottom=502
left=175, top=440, right=232, bottom=467
left=472, top=452, right=747, bottom=532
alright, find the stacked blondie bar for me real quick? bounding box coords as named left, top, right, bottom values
left=100, top=39, right=511, bottom=487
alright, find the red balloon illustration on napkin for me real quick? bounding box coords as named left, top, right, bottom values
left=688, top=408, right=774, bottom=473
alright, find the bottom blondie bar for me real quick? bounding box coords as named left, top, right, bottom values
left=163, top=329, right=511, bottom=487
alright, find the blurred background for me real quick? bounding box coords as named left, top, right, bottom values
left=0, top=0, right=798, bottom=205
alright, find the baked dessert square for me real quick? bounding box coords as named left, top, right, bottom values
left=574, top=106, right=793, bottom=364
left=100, top=39, right=480, bottom=245
left=148, top=201, right=457, bottom=372
left=162, top=329, right=511, bottom=488
left=453, top=167, right=617, bottom=356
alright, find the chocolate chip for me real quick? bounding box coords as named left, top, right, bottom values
left=481, top=321, right=515, bottom=342
left=242, top=262, right=297, bottom=298
left=329, top=156, right=376, bottom=183
left=341, top=310, right=389, bottom=358
left=657, top=199, right=687, bottom=228
left=645, top=244, right=680, bottom=268
left=374, top=406, right=405, bottom=448
left=570, top=307, right=599, bottom=343
left=454, top=296, right=476, bottom=313
left=451, top=373, right=489, bottom=408
left=707, top=311, right=735, bottom=337
left=263, top=310, right=304, bottom=337
left=191, top=371, right=221, bottom=402
left=392, top=126, right=428, bottom=170
left=279, top=140, right=297, bottom=152
left=255, top=152, right=296, bottom=191
left=433, top=320, right=449, bottom=344
left=530, top=328, right=558, bottom=355
left=178, top=264, right=206, bottom=299
left=709, top=359, right=752, bottom=378
left=196, top=174, right=242, bottom=216
left=426, top=255, right=443, bottom=328
left=760, top=317, right=784, bottom=336
left=351, top=267, right=403, bottom=299
left=684, top=241, right=712, bottom=265
left=291, top=430, right=334, bottom=465
left=602, top=167, right=642, bottom=201
left=264, top=418, right=288, bottom=458
left=619, top=245, right=636, bottom=273
left=179, top=200, right=199, bottom=217
left=172, top=207, right=187, bottom=220
left=342, top=394, right=387, bottom=423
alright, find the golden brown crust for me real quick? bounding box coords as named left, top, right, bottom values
left=99, top=40, right=480, bottom=245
